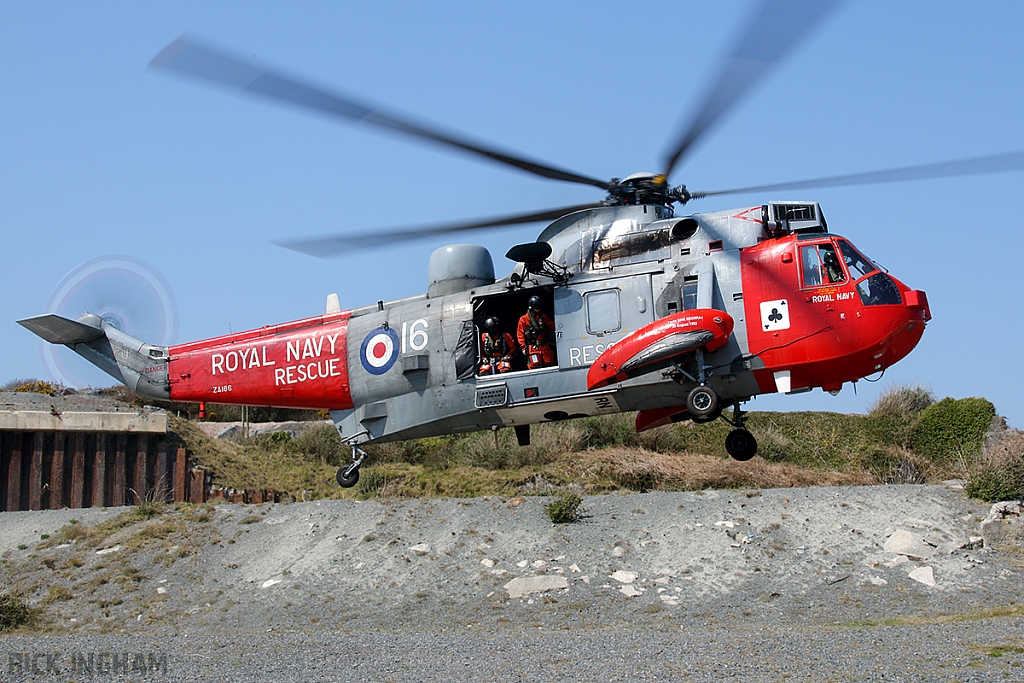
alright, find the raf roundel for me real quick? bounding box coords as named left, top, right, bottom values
left=360, top=326, right=400, bottom=375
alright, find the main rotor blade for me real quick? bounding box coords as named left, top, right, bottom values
left=662, top=0, right=845, bottom=180
left=689, top=150, right=1024, bottom=200
left=150, top=36, right=609, bottom=190
left=275, top=202, right=605, bottom=257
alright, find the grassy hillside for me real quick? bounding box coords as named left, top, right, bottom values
left=169, top=386, right=1022, bottom=503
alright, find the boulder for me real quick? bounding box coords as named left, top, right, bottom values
left=503, top=575, right=569, bottom=599
left=884, top=528, right=935, bottom=560
left=981, top=500, right=1024, bottom=550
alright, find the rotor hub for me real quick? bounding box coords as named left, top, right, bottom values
left=605, top=173, right=691, bottom=207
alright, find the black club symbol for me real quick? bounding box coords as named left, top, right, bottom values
left=768, top=308, right=783, bottom=323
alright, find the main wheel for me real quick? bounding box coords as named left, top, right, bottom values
left=725, top=429, right=757, bottom=461
left=686, top=385, right=719, bottom=419
left=691, top=404, right=723, bottom=424
left=336, top=466, right=360, bottom=488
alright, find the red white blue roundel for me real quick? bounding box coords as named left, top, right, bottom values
left=360, top=326, right=400, bottom=375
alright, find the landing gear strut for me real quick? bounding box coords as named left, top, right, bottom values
left=722, top=402, right=757, bottom=461
left=336, top=444, right=367, bottom=488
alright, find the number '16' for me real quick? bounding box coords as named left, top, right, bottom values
left=402, top=318, right=429, bottom=352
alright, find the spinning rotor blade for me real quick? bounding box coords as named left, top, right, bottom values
left=276, top=203, right=605, bottom=257
left=662, top=0, right=844, bottom=180
left=150, top=36, right=609, bottom=190
left=689, top=150, right=1024, bottom=200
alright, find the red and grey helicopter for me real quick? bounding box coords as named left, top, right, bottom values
left=18, top=1, right=1024, bottom=486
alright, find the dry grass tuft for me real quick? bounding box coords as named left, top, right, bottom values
left=569, top=448, right=872, bottom=493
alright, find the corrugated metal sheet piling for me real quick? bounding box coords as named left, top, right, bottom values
left=0, top=407, right=205, bottom=511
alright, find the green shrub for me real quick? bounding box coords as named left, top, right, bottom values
left=966, top=430, right=1024, bottom=502
left=869, top=384, right=935, bottom=419
left=290, top=424, right=346, bottom=464
left=578, top=415, right=639, bottom=450
left=0, top=594, right=33, bottom=631
left=910, top=397, right=996, bottom=461
left=546, top=493, right=585, bottom=524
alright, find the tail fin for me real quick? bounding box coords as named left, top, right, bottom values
left=18, top=313, right=170, bottom=400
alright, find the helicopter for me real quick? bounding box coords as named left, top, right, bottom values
left=17, top=1, right=1024, bottom=488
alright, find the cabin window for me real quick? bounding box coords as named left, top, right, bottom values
left=800, top=244, right=846, bottom=287
left=682, top=276, right=698, bottom=310
left=585, top=289, right=621, bottom=335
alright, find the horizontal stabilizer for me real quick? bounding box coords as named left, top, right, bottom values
left=17, top=314, right=105, bottom=345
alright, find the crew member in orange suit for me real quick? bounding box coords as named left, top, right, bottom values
left=479, top=316, right=517, bottom=374
left=517, top=295, right=556, bottom=369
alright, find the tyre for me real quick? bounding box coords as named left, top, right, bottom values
left=690, top=404, right=723, bottom=424
left=686, top=385, right=719, bottom=419
left=336, top=466, right=360, bottom=488
left=725, top=429, right=757, bottom=461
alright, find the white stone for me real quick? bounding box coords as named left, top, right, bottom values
left=864, top=575, right=888, bottom=586
left=408, top=543, right=430, bottom=555
left=986, top=501, right=1022, bottom=522
left=655, top=576, right=671, bottom=585
left=490, top=569, right=507, bottom=576
left=884, top=556, right=910, bottom=569
left=95, top=545, right=121, bottom=555
left=908, top=566, right=936, bottom=587
left=659, top=594, right=680, bottom=605
left=610, top=570, right=639, bottom=584
left=156, top=587, right=166, bottom=594
left=481, top=559, right=495, bottom=568
left=569, top=564, right=581, bottom=573
left=612, top=546, right=626, bottom=557
left=504, top=575, right=569, bottom=599
left=581, top=576, right=591, bottom=584
left=261, top=578, right=282, bottom=589
left=516, top=560, right=529, bottom=568
left=619, top=585, right=643, bottom=597
left=884, top=529, right=935, bottom=560
left=531, top=560, right=546, bottom=569
left=715, top=521, right=736, bottom=528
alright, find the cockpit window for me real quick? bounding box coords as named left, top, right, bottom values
left=856, top=273, right=902, bottom=306
left=800, top=244, right=846, bottom=287
left=837, top=239, right=878, bottom=280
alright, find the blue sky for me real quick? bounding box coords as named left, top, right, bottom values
left=3, top=1, right=1023, bottom=426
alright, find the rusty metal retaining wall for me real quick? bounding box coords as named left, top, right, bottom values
left=0, top=431, right=207, bottom=512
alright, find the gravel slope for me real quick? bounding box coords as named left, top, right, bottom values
left=2, top=484, right=1023, bottom=681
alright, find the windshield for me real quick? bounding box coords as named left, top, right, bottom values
left=837, top=239, right=878, bottom=280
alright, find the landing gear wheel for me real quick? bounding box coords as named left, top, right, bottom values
left=691, top=403, right=723, bottom=424
left=686, top=385, right=719, bottom=420
left=725, top=429, right=757, bottom=462
left=336, top=466, right=360, bottom=488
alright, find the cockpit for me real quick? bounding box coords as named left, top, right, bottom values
left=799, top=237, right=902, bottom=306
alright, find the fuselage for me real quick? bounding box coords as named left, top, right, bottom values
left=157, top=202, right=929, bottom=445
